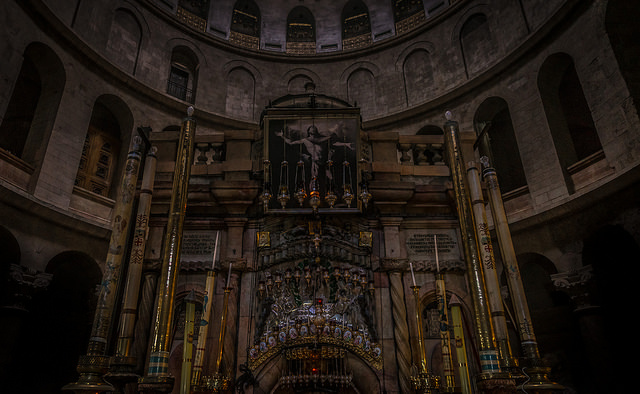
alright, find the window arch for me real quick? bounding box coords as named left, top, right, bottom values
left=606, top=0, right=640, bottom=115
left=74, top=96, right=132, bottom=198
left=474, top=97, right=527, bottom=195
left=106, top=8, right=142, bottom=74
left=403, top=49, right=435, bottom=106
left=538, top=53, right=603, bottom=191
left=225, top=66, right=256, bottom=120
left=393, top=0, right=426, bottom=35
left=342, top=0, right=371, bottom=50
left=176, top=0, right=210, bottom=32
left=347, top=68, right=376, bottom=118
left=230, top=0, right=260, bottom=49
left=0, top=43, right=65, bottom=170
left=286, top=6, right=316, bottom=55
left=167, top=46, right=199, bottom=103
left=460, top=13, right=497, bottom=77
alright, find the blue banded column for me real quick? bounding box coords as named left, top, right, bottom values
left=442, top=113, right=514, bottom=393
left=139, top=107, right=197, bottom=392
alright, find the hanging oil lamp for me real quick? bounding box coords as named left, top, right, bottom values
left=278, top=160, right=290, bottom=208
left=294, top=155, right=307, bottom=207
left=342, top=159, right=353, bottom=207
left=309, top=176, right=321, bottom=212
left=260, top=159, right=272, bottom=211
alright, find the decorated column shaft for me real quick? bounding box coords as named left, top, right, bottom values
left=140, top=107, right=197, bottom=388
left=64, top=136, right=144, bottom=392
left=114, top=146, right=158, bottom=364
left=479, top=157, right=537, bottom=360
left=466, top=162, right=517, bottom=370
left=442, top=113, right=500, bottom=375
left=480, top=157, right=564, bottom=391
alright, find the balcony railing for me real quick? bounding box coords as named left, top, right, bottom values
left=167, top=80, right=194, bottom=103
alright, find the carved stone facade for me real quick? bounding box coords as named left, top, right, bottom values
left=0, top=1, right=638, bottom=394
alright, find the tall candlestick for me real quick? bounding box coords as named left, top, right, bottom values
left=434, top=235, right=440, bottom=272
left=226, top=262, right=233, bottom=288
left=409, top=262, right=417, bottom=287
left=211, top=231, right=219, bottom=270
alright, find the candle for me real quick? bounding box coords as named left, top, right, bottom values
left=211, top=231, right=219, bottom=270
left=409, top=262, right=417, bottom=287
left=227, top=262, right=233, bottom=288
left=434, top=234, right=440, bottom=272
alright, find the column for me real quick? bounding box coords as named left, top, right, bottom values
left=480, top=157, right=564, bottom=392
left=442, top=113, right=514, bottom=392
left=64, top=136, right=144, bottom=393
left=467, top=161, right=518, bottom=372
left=139, top=107, right=197, bottom=393
left=109, top=146, right=158, bottom=380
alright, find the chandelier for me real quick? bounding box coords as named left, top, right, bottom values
left=247, top=264, right=382, bottom=373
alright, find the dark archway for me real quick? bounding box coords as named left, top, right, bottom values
left=7, top=251, right=102, bottom=393
left=474, top=97, right=527, bottom=195
left=605, top=0, right=640, bottom=115
left=0, top=42, right=65, bottom=178
left=538, top=53, right=603, bottom=193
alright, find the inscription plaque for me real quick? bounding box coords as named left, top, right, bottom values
left=181, top=231, right=217, bottom=262
left=405, top=229, right=462, bottom=262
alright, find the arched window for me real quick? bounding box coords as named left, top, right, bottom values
left=460, top=13, right=497, bottom=76
left=0, top=43, right=65, bottom=170
left=167, top=46, right=199, bottom=103
left=538, top=53, right=603, bottom=191
left=393, top=0, right=426, bottom=35
left=230, top=0, right=260, bottom=49
left=176, top=0, right=210, bottom=32
left=74, top=100, right=122, bottom=198
left=342, top=0, right=371, bottom=50
left=403, top=49, right=435, bottom=106
left=106, top=8, right=142, bottom=74
left=474, top=97, right=527, bottom=195
left=286, top=6, right=315, bottom=55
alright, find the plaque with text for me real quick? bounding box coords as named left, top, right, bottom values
left=405, top=229, right=462, bottom=262
left=181, top=231, right=217, bottom=263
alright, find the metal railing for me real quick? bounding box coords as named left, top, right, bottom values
left=167, top=80, right=194, bottom=103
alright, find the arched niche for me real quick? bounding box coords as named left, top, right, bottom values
left=0, top=42, right=65, bottom=179
left=538, top=53, right=603, bottom=193
left=74, top=94, right=133, bottom=199
left=106, top=8, right=143, bottom=74
left=605, top=0, right=640, bottom=115
left=474, top=96, right=527, bottom=195
left=286, top=6, right=316, bottom=55
left=167, top=45, right=201, bottom=103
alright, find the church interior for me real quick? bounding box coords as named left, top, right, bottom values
left=0, top=0, right=638, bottom=393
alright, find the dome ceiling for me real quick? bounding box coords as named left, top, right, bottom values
left=167, top=0, right=455, bottom=54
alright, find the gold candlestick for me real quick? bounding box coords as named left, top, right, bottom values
left=450, top=295, right=472, bottom=394
left=435, top=271, right=457, bottom=392
left=409, top=285, right=440, bottom=393
left=180, top=291, right=196, bottom=394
